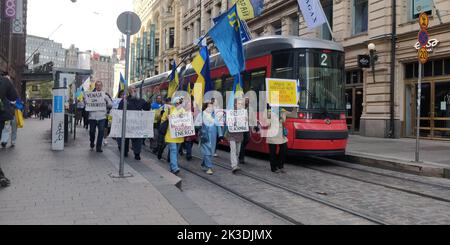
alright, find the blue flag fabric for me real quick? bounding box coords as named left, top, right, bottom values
left=200, top=46, right=213, bottom=93
left=227, top=74, right=244, bottom=110
left=208, top=4, right=245, bottom=76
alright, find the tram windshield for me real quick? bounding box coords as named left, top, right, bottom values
left=272, top=48, right=345, bottom=114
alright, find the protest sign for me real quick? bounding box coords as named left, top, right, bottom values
left=169, top=112, right=195, bottom=138
left=85, top=92, right=107, bottom=112
left=226, top=109, right=249, bottom=133
left=266, top=78, right=299, bottom=107
left=110, top=110, right=155, bottom=138
left=214, top=109, right=226, bottom=126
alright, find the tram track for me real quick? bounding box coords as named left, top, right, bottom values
left=301, top=156, right=450, bottom=204
left=189, top=154, right=389, bottom=225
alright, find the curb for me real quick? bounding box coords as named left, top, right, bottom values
left=343, top=152, right=450, bottom=179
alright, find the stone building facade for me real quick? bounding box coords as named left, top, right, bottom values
left=91, top=53, right=114, bottom=95
left=131, top=0, right=182, bottom=83
left=0, top=0, right=28, bottom=97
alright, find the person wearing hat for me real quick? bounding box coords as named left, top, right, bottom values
left=196, top=99, right=224, bottom=175
left=160, top=96, right=186, bottom=175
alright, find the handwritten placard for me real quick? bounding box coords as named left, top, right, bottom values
left=266, top=78, right=299, bottom=107
left=169, top=112, right=195, bottom=138
left=85, top=92, right=107, bottom=112
left=110, top=110, right=155, bottom=138
left=226, top=109, right=249, bottom=133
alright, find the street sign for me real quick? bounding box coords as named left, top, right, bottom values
left=418, top=30, right=429, bottom=47
left=419, top=12, right=429, bottom=30
left=117, top=11, right=141, bottom=35
left=418, top=47, right=428, bottom=64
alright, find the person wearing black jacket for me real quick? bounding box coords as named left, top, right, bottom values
left=118, top=87, right=151, bottom=160
left=0, top=74, right=18, bottom=188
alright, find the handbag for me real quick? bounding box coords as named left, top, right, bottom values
left=15, top=109, right=24, bottom=128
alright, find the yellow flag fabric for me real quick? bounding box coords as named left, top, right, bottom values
left=192, top=52, right=206, bottom=93
left=15, top=109, right=24, bottom=128
left=168, top=66, right=179, bottom=98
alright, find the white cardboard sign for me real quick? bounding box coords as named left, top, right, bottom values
left=85, top=92, right=107, bottom=112
left=169, top=112, right=195, bottom=138
left=110, top=110, right=155, bottom=138
left=226, top=109, right=249, bottom=133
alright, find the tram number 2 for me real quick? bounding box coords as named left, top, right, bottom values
left=321, top=54, right=328, bottom=67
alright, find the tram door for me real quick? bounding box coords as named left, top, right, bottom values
left=346, top=88, right=363, bottom=133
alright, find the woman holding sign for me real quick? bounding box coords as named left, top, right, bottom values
left=266, top=105, right=288, bottom=174
left=161, top=97, right=186, bottom=175
left=197, top=100, right=223, bottom=175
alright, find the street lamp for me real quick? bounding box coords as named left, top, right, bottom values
left=368, top=43, right=378, bottom=83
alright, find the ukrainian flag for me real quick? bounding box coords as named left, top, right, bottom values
left=168, top=60, right=179, bottom=98
left=191, top=45, right=213, bottom=95
left=117, top=73, right=126, bottom=98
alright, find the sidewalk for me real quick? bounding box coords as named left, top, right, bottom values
left=0, top=119, right=210, bottom=225
left=346, top=135, right=450, bottom=178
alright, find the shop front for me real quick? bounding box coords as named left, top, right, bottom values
left=404, top=57, right=450, bottom=140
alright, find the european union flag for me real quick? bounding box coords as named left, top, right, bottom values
left=208, top=4, right=245, bottom=76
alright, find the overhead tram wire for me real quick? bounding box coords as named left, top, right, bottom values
left=25, top=24, right=63, bottom=65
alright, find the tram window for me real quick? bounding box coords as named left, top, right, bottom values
left=272, top=52, right=294, bottom=79
left=444, top=59, right=450, bottom=75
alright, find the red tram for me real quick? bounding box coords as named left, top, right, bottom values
left=134, top=36, right=348, bottom=156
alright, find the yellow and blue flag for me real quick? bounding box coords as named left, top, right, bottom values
left=168, top=60, right=179, bottom=98
left=117, top=73, right=127, bottom=97
left=208, top=4, right=245, bottom=76
left=191, top=45, right=213, bottom=95
left=232, top=0, right=264, bottom=21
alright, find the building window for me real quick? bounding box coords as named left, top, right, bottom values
left=155, top=38, right=160, bottom=57
left=32, top=85, right=39, bottom=91
left=353, top=0, right=368, bottom=35
left=273, top=21, right=282, bottom=35
left=411, top=0, right=432, bottom=19
left=169, top=27, right=175, bottom=49
left=321, top=0, right=333, bottom=40
left=346, top=70, right=364, bottom=85
left=291, top=15, right=299, bottom=36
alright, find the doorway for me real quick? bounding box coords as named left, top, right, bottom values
left=407, top=80, right=450, bottom=140
left=346, top=87, right=363, bottom=133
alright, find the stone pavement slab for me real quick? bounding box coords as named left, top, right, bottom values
left=346, top=135, right=450, bottom=178
left=0, top=119, right=193, bottom=225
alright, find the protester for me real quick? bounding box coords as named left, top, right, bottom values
left=184, top=96, right=197, bottom=162
left=103, top=92, right=113, bottom=146
left=156, top=97, right=172, bottom=160
left=266, top=104, right=288, bottom=174
left=117, top=87, right=150, bottom=160
left=76, top=99, right=85, bottom=125
left=210, top=98, right=223, bottom=158
left=0, top=73, right=18, bottom=188
left=150, top=95, right=164, bottom=153
left=161, top=96, right=185, bottom=175
left=226, top=99, right=245, bottom=174
left=86, top=81, right=112, bottom=153
left=238, top=98, right=251, bottom=164
left=198, top=100, right=223, bottom=175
